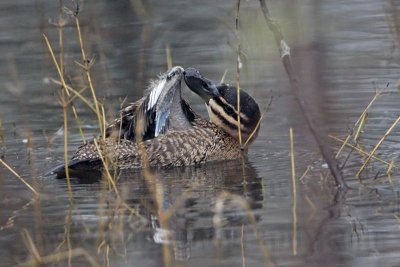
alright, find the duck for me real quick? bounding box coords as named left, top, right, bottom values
left=48, top=66, right=261, bottom=177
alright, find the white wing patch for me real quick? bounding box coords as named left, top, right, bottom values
left=155, top=110, right=170, bottom=137
left=147, top=79, right=166, bottom=111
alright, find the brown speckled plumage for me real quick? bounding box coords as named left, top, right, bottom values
left=71, top=116, right=241, bottom=169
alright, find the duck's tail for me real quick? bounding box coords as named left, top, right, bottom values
left=44, top=159, right=103, bottom=179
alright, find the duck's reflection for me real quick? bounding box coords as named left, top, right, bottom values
left=65, top=158, right=263, bottom=262
left=117, top=159, right=263, bottom=261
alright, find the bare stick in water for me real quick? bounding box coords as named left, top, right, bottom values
left=258, top=0, right=348, bottom=190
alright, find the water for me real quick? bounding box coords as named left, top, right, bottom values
left=1, top=0, right=400, bottom=266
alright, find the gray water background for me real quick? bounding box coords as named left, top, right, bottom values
left=1, top=0, right=400, bottom=266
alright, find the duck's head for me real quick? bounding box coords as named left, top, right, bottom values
left=184, top=67, right=261, bottom=146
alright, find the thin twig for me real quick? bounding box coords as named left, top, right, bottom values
left=336, top=89, right=383, bottom=158
left=329, top=135, right=395, bottom=167
left=356, top=115, right=400, bottom=177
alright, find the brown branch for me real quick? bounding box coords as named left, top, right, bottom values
left=259, top=0, right=348, bottom=190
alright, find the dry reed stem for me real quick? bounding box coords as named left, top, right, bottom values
left=43, top=34, right=86, bottom=143
left=21, top=229, right=41, bottom=263
left=336, top=90, right=383, bottom=158
left=105, top=244, right=110, bottom=267
left=353, top=112, right=368, bottom=143
left=166, top=44, right=172, bottom=70
left=289, top=128, right=297, bottom=255
left=329, top=135, right=396, bottom=167
left=241, top=224, right=246, bottom=267
left=75, top=16, right=105, bottom=139
left=50, top=79, right=97, bottom=113
left=299, top=166, right=311, bottom=184
left=101, top=105, right=107, bottom=140
left=60, top=90, right=72, bottom=193
left=42, top=35, right=67, bottom=90
left=58, top=0, right=64, bottom=77
left=64, top=86, right=87, bottom=102
left=235, top=0, right=243, bottom=147
left=92, top=139, right=119, bottom=195
left=386, top=160, right=395, bottom=185
left=0, top=158, right=39, bottom=196
left=243, top=114, right=263, bottom=148
left=54, top=200, right=74, bottom=266
left=289, top=128, right=296, bottom=183
left=356, top=115, right=400, bottom=178
left=66, top=203, right=73, bottom=267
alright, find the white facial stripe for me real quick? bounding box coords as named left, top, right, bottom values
left=218, top=97, right=250, bottom=122
left=205, top=103, right=212, bottom=121
left=209, top=99, right=247, bottom=131
left=147, top=79, right=166, bottom=111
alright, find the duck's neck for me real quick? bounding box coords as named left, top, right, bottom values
left=167, top=90, right=193, bottom=131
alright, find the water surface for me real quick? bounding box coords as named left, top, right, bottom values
left=1, top=1, right=400, bottom=266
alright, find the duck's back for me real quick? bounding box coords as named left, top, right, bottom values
left=71, top=117, right=241, bottom=170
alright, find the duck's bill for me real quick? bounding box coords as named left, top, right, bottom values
left=183, top=67, right=220, bottom=102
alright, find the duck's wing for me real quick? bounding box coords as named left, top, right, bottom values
left=105, top=66, right=188, bottom=142
left=105, top=83, right=171, bottom=142
left=105, top=96, right=157, bottom=142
